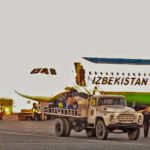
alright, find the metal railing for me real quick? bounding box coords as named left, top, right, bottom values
left=44, top=107, right=87, bottom=118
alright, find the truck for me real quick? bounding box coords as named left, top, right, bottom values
left=44, top=95, right=143, bottom=140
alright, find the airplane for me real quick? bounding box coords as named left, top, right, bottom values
left=15, top=57, right=150, bottom=109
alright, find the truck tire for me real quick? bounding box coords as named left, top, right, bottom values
left=63, top=118, right=71, bottom=137
left=96, top=120, right=108, bottom=140
left=55, top=118, right=66, bottom=137
left=86, top=129, right=96, bottom=137
left=128, top=128, right=140, bottom=140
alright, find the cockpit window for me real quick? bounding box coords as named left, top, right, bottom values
left=30, top=68, right=57, bottom=75
left=97, top=98, right=127, bottom=106
left=50, top=68, right=57, bottom=75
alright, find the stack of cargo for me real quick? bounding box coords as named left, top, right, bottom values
left=54, top=91, right=89, bottom=117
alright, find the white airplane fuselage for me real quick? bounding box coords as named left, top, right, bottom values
left=12, top=57, right=150, bottom=112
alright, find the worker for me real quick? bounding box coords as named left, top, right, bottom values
left=134, top=105, right=150, bottom=138
left=32, top=103, right=41, bottom=121
left=0, top=104, right=4, bottom=120
left=143, top=107, right=150, bottom=138
left=93, top=86, right=101, bottom=95
left=79, top=65, right=86, bottom=86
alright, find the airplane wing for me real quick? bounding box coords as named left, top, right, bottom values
left=14, top=90, right=69, bottom=102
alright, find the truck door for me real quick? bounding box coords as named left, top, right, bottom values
left=87, top=98, right=97, bottom=124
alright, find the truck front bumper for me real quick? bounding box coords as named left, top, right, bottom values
left=108, top=123, right=143, bottom=129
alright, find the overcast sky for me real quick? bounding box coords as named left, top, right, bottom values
left=0, top=0, right=150, bottom=98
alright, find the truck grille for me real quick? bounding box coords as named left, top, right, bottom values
left=117, top=114, right=135, bottom=123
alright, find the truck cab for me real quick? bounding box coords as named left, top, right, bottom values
left=87, top=95, right=143, bottom=140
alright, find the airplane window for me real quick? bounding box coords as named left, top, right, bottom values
left=122, top=73, right=125, bottom=76
left=30, top=68, right=42, bottom=74
left=116, top=72, right=119, bottom=75
left=100, top=72, right=103, bottom=75
left=50, top=68, right=57, bottom=75
left=149, top=73, right=150, bottom=76
left=138, top=73, right=141, bottom=76
left=111, top=72, right=114, bottom=75
left=128, top=73, right=130, bottom=76
left=89, top=71, right=92, bottom=75
left=95, top=72, right=97, bottom=75
left=144, top=73, right=147, bottom=76
left=41, top=68, right=49, bottom=74
left=106, top=72, right=108, bottom=75
left=133, top=73, right=135, bottom=76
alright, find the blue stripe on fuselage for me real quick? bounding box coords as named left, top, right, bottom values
left=83, top=57, right=150, bottom=65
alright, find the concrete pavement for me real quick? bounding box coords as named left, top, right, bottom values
left=0, top=118, right=150, bottom=150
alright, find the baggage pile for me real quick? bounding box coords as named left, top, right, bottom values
left=52, top=91, right=89, bottom=110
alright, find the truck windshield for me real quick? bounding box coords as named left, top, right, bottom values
left=97, top=98, right=127, bottom=106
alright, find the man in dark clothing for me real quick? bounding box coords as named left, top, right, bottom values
left=32, top=103, right=41, bottom=121
left=0, top=104, right=4, bottom=120
left=133, top=105, right=150, bottom=138
left=79, top=65, right=86, bottom=86
left=143, top=111, right=150, bottom=138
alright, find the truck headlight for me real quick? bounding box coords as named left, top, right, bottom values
left=110, top=114, right=115, bottom=123
left=138, top=115, right=143, bottom=124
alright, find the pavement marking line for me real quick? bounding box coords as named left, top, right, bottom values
left=0, top=130, right=149, bottom=147
left=0, top=130, right=54, bottom=138
left=0, top=143, right=149, bottom=147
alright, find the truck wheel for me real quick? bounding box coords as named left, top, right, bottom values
left=128, top=128, right=140, bottom=140
left=55, top=118, right=66, bottom=137
left=96, top=120, right=108, bottom=140
left=86, top=129, right=96, bottom=137
left=63, top=118, right=71, bottom=137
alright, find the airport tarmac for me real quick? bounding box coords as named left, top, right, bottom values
left=0, top=119, right=150, bottom=150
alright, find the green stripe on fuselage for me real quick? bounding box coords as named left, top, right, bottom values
left=103, top=92, right=150, bottom=105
